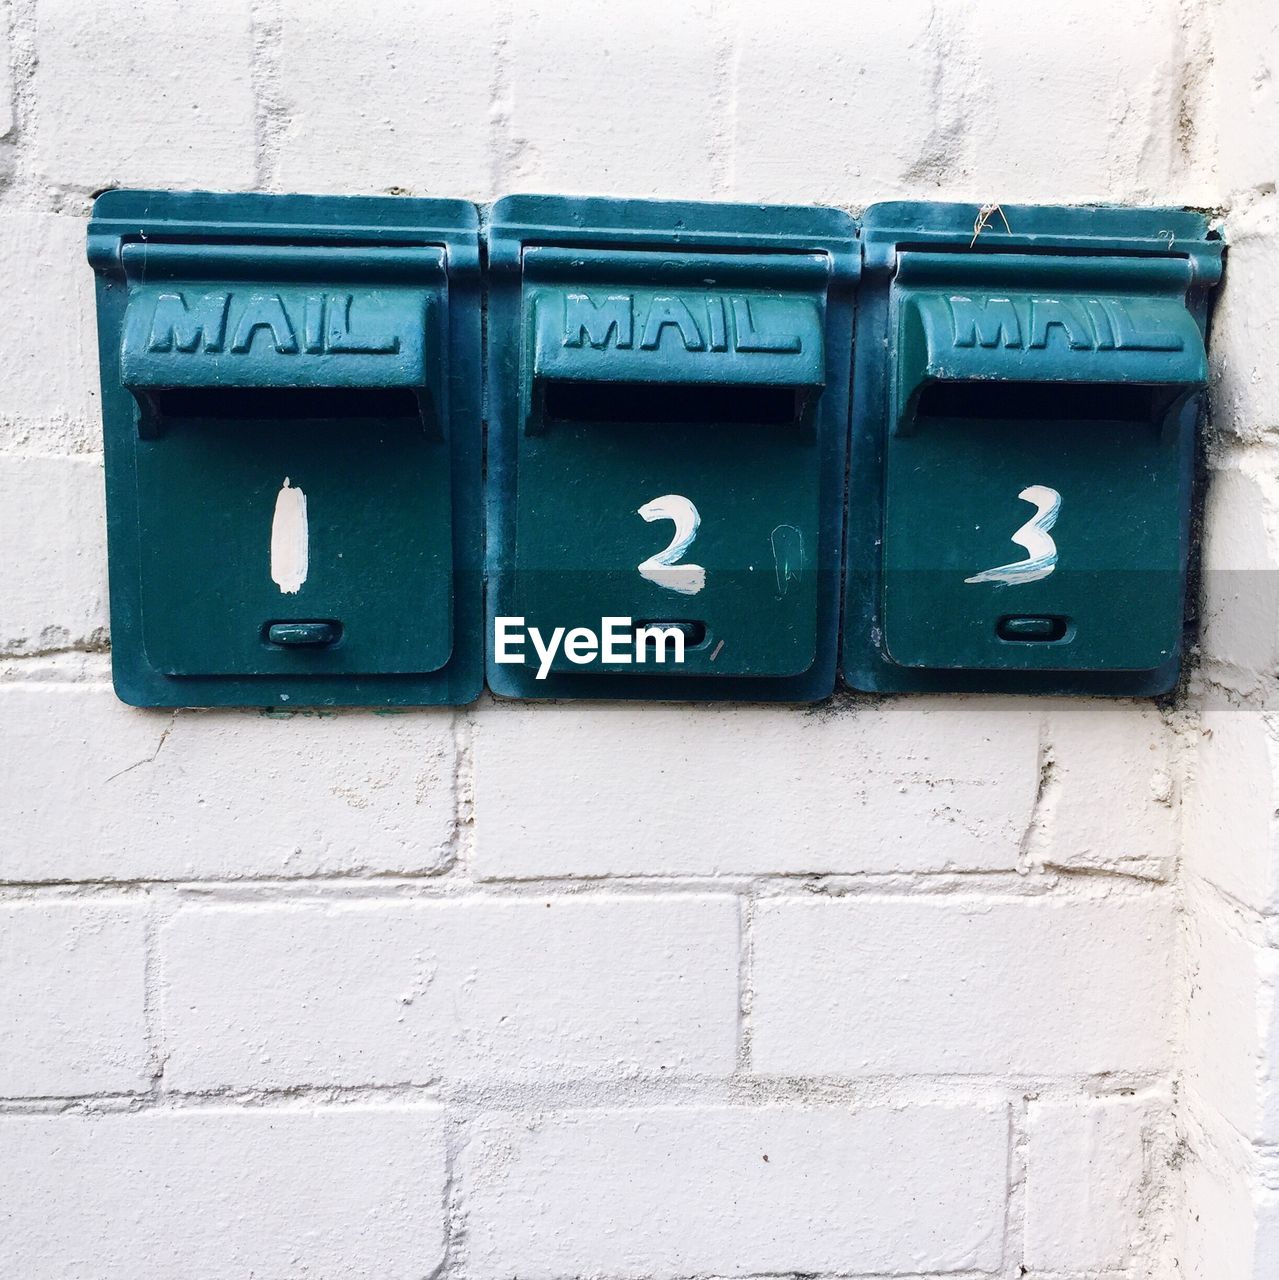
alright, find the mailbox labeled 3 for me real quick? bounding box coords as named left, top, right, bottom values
left=844, top=203, right=1223, bottom=696
left=487, top=195, right=857, bottom=700
left=88, top=191, right=482, bottom=707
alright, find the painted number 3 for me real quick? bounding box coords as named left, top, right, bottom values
left=965, top=484, right=1062, bottom=586
left=637, top=494, right=706, bottom=595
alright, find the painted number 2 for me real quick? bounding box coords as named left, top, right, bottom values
left=637, top=494, right=706, bottom=595
left=965, top=484, right=1061, bottom=586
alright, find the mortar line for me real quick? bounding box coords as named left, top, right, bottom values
left=707, top=0, right=739, bottom=199
left=736, top=889, right=756, bottom=1073
left=486, top=0, right=515, bottom=197
left=140, top=890, right=167, bottom=1095
left=0, top=870, right=1179, bottom=899
left=248, top=0, right=286, bottom=191
left=4, top=0, right=39, bottom=208
left=1001, top=1091, right=1029, bottom=1279
left=0, top=1073, right=1177, bottom=1114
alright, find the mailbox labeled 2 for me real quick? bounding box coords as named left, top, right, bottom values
left=844, top=203, right=1222, bottom=696
left=87, top=191, right=482, bottom=707
left=487, top=195, right=857, bottom=700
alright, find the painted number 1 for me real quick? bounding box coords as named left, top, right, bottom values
left=637, top=494, right=706, bottom=595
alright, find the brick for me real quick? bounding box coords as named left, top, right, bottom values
left=1201, top=473, right=1279, bottom=667
left=0, top=1107, right=446, bottom=1279
left=161, top=896, right=738, bottom=1089
left=751, top=894, right=1172, bottom=1077
left=1025, top=1096, right=1150, bottom=1270
left=32, top=0, right=257, bottom=192
left=1037, top=702, right=1175, bottom=879
left=1185, top=690, right=1279, bottom=914
left=730, top=1, right=939, bottom=203
left=1185, top=898, right=1279, bottom=1145
left=1208, top=226, right=1279, bottom=444
left=1213, top=0, right=1279, bottom=194
left=501, top=0, right=721, bottom=196
left=955, top=0, right=1183, bottom=202
left=1181, top=1107, right=1271, bottom=1280
left=1199, top=461, right=1279, bottom=673
left=0, top=457, right=107, bottom=655
left=463, top=1104, right=1009, bottom=1277
left=0, top=681, right=456, bottom=881
left=473, top=699, right=1041, bottom=879
left=274, top=0, right=498, bottom=197
left=0, top=213, right=99, bottom=425
left=0, top=901, right=148, bottom=1096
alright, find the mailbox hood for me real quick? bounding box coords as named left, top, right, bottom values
left=892, top=252, right=1209, bottom=437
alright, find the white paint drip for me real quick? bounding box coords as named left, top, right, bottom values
left=637, top=494, right=706, bottom=595
left=964, top=484, right=1061, bottom=586
left=270, top=478, right=309, bottom=595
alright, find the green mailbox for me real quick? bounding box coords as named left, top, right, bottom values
left=487, top=195, right=857, bottom=701
left=87, top=191, right=482, bottom=707
left=844, top=203, right=1223, bottom=696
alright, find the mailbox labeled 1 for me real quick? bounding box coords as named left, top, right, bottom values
left=844, top=203, right=1222, bottom=696
left=88, top=191, right=482, bottom=707
left=487, top=195, right=857, bottom=700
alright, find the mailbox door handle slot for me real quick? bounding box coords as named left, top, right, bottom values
left=265, top=620, right=343, bottom=648
left=633, top=619, right=709, bottom=649
left=996, top=615, right=1070, bottom=643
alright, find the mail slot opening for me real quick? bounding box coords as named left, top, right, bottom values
left=138, top=386, right=424, bottom=422
left=542, top=380, right=803, bottom=427
left=916, top=381, right=1176, bottom=424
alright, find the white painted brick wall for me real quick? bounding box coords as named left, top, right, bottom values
left=0, top=456, right=106, bottom=654
left=0, top=212, right=100, bottom=431
left=274, top=0, right=499, bottom=197
left=751, top=893, right=1173, bottom=1077
left=0, top=1107, right=448, bottom=1280
left=161, top=896, right=740, bottom=1088
left=0, top=682, right=457, bottom=882
left=0, top=0, right=1269, bottom=1277
left=1185, top=689, right=1279, bottom=914
left=1182, top=4, right=1279, bottom=1262
left=1185, top=893, right=1279, bottom=1146
left=1207, top=222, right=1279, bottom=448
left=31, top=0, right=258, bottom=194
left=1024, top=1095, right=1154, bottom=1271
left=1037, top=701, right=1177, bottom=879
left=1210, top=0, right=1279, bottom=198
left=0, top=901, right=149, bottom=1097
left=1194, top=219, right=1279, bottom=1245
left=462, top=1104, right=1010, bottom=1277
left=474, top=698, right=1044, bottom=877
